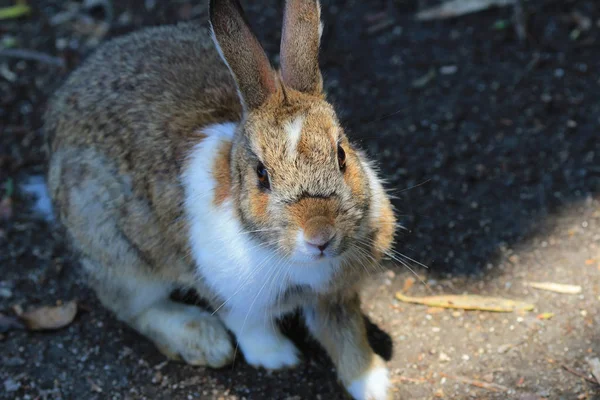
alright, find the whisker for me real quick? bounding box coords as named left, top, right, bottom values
left=392, top=179, right=432, bottom=195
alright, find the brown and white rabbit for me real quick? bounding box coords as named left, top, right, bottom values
left=45, top=0, right=396, bottom=398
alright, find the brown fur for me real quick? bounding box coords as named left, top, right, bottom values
left=210, top=0, right=276, bottom=109
left=307, top=294, right=387, bottom=387
left=281, top=0, right=323, bottom=94
left=212, top=140, right=233, bottom=206
left=343, top=148, right=369, bottom=200
left=289, top=197, right=337, bottom=228
left=372, top=197, right=396, bottom=260
left=248, top=186, right=270, bottom=223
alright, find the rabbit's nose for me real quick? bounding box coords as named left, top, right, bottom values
left=303, top=217, right=336, bottom=252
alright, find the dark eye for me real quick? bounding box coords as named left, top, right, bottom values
left=256, top=162, right=270, bottom=189
left=337, top=145, right=346, bottom=171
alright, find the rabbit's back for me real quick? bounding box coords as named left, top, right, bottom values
left=46, top=22, right=242, bottom=160
left=45, top=22, right=242, bottom=281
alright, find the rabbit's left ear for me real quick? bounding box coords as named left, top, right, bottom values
left=210, top=0, right=277, bottom=111
left=280, top=0, right=323, bottom=95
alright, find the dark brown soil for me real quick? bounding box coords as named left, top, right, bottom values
left=2, top=1, right=600, bottom=399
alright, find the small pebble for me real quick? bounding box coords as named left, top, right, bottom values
left=3, top=357, right=25, bottom=367
left=440, top=65, right=458, bottom=75
left=498, top=344, right=512, bottom=354
left=0, top=287, right=12, bottom=299
left=3, top=378, right=21, bottom=392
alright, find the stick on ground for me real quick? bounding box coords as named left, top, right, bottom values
left=0, top=49, right=66, bottom=67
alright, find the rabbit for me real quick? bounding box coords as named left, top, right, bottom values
left=44, top=0, right=397, bottom=399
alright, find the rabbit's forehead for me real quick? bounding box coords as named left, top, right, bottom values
left=249, top=106, right=340, bottom=162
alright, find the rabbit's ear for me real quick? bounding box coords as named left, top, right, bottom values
left=210, top=0, right=276, bottom=110
left=280, top=0, right=323, bottom=95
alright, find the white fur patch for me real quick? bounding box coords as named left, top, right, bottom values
left=220, top=311, right=300, bottom=370
left=360, top=157, right=385, bottom=224
left=135, top=300, right=233, bottom=367
left=182, top=122, right=337, bottom=324
left=347, top=366, right=390, bottom=400
left=285, top=115, right=305, bottom=156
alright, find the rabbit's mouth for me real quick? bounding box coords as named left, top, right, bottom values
left=288, top=228, right=343, bottom=263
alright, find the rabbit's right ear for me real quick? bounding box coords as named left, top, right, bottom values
left=280, top=0, right=323, bottom=95
left=209, top=0, right=276, bottom=111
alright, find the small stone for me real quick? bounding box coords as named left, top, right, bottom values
left=0, top=287, right=12, bottom=298
left=461, top=354, right=470, bottom=361
left=580, top=310, right=588, bottom=317
left=3, top=357, right=25, bottom=366
left=439, top=352, right=451, bottom=362
left=152, top=371, right=163, bottom=384
left=508, top=255, right=520, bottom=264
left=55, top=38, right=69, bottom=50
left=536, top=389, right=551, bottom=397
left=440, top=65, right=458, bottom=75
left=4, top=378, right=21, bottom=392
left=498, top=344, right=512, bottom=354
left=482, top=373, right=494, bottom=383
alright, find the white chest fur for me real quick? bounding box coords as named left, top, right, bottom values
left=182, top=123, right=337, bottom=320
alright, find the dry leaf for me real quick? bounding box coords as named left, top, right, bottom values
left=416, top=0, right=516, bottom=21
left=536, top=312, right=555, bottom=320
left=0, top=3, right=31, bottom=20
left=402, top=277, right=416, bottom=292
left=395, top=292, right=534, bottom=312
left=412, top=67, right=436, bottom=88
left=426, top=307, right=445, bottom=314
left=526, top=282, right=582, bottom=294
left=87, top=377, right=103, bottom=393
left=440, top=373, right=509, bottom=392
left=20, top=301, right=77, bottom=331
left=0, top=313, right=24, bottom=333
left=392, top=376, right=427, bottom=384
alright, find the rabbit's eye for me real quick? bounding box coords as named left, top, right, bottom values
left=337, top=145, right=346, bottom=172
left=256, top=162, right=271, bottom=189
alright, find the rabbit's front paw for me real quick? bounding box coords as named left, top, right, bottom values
left=140, top=303, right=234, bottom=368
left=347, top=365, right=391, bottom=400
left=237, top=329, right=301, bottom=370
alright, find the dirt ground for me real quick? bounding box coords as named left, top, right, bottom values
left=2, top=0, right=600, bottom=399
